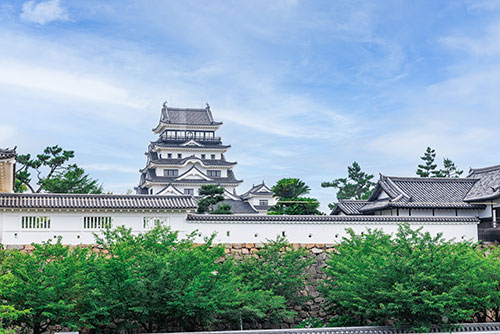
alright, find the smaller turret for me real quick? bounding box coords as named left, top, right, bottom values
left=0, top=147, right=17, bottom=193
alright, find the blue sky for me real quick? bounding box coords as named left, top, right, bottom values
left=1, top=0, right=500, bottom=212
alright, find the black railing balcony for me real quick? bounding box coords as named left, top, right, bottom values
left=160, top=135, right=222, bottom=142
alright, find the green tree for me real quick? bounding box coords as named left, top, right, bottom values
left=235, top=237, right=313, bottom=308
left=321, top=162, right=375, bottom=206
left=271, top=178, right=310, bottom=198
left=15, top=145, right=102, bottom=193
left=0, top=240, right=94, bottom=334
left=212, top=203, right=233, bottom=214
left=268, top=197, right=322, bottom=215
left=196, top=184, right=227, bottom=214
left=321, top=224, right=487, bottom=331
left=416, top=147, right=438, bottom=177
left=93, top=226, right=241, bottom=332
left=269, top=178, right=322, bottom=215
left=434, top=158, right=464, bottom=178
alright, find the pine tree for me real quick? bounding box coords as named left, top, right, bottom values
left=322, top=162, right=375, bottom=207
left=434, top=158, right=464, bottom=178
left=416, top=147, right=437, bottom=177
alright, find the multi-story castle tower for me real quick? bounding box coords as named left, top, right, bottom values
left=136, top=102, right=243, bottom=196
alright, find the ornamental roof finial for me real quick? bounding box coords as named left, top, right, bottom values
left=163, top=100, right=168, bottom=109
left=205, top=102, right=210, bottom=110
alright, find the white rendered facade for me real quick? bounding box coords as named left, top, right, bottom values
left=0, top=208, right=479, bottom=245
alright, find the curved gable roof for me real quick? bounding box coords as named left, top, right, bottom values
left=465, top=165, right=500, bottom=201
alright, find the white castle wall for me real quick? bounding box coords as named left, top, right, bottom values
left=0, top=209, right=479, bottom=245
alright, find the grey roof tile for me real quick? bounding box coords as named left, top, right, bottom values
left=148, top=153, right=237, bottom=167
left=331, top=200, right=368, bottom=215
left=187, top=214, right=479, bottom=223
left=151, top=141, right=231, bottom=150
left=168, top=322, right=500, bottom=334
left=363, top=175, right=481, bottom=212
left=161, top=106, right=222, bottom=126
left=0, top=193, right=197, bottom=209
left=0, top=148, right=17, bottom=159
left=215, top=199, right=258, bottom=214
left=465, top=165, right=500, bottom=201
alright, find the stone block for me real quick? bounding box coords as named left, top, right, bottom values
left=311, top=247, right=323, bottom=254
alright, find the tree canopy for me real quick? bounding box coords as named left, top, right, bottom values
left=269, top=178, right=322, bottom=215
left=196, top=184, right=231, bottom=214
left=416, top=147, right=463, bottom=178
left=271, top=178, right=310, bottom=199
left=0, top=226, right=311, bottom=333
left=15, top=145, right=102, bottom=194
left=321, top=224, right=492, bottom=331
left=321, top=162, right=375, bottom=209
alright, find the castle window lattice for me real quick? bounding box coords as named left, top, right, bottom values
left=21, top=216, right=51, bottom=229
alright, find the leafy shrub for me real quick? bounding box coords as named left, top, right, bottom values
left=321, top=224, right=490, bottom=332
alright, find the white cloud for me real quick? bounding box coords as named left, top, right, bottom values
left=0, top=60, right=145, bottom=109
left=20, top=0, right=69, bottom=25
left=441, top=22, right=500, bottom=56
left=81, top=164, right=139, bottom=174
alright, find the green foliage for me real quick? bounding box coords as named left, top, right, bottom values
left=92, top=226, right=292, bottom=331
left=270, top=179, right=322, bottom=215
left=0, top=240, right=95, bottom=334
left=296, top=317, right=325, bottom=328
left=236, top=237, right=313, bottom=307
left=416, top=147, right=464, bottom=178
left=433, top=158, right=464, bottom=178
left=39, top=164, right=103, bottom=193
left=197, top=184, right=225, bottom=214
left=416, top=147, right=438, bottom=177
left=268, top=197, right=322, bottom=215
left=233, top=237, right=313, bottom=326
left=212, top=203, right=233, bottom=214
left=15, top=145, right=102, bottom=193
left=321, top=224, right=488, bottom=331
left=272, top=178, right=310, bottom=198
left=321, top=162, right=375, bottom=208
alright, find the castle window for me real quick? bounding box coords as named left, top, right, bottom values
left=201, top=154, right=206, bottom=159
left=207, top=170, right=221, bottom=177
left=149, top=189, right=153, bottom=194
left=167, top=153, right=172, bottom=159
left=177, top=153, right=182, bottom=159
left=83, top=216, right=112, bottom=230
left=21, top=216, right=51, bottom=229
left=163, top=169, right=178, bottom=177
left=184, top=188, right=194, bottom=195
left=259, top=200, right=268, bottom=206
left=211, top=154, right=216, bottom=159
left=143, top=217, right=168, bottom=229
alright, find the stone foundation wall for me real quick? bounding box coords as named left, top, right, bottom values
left=4, top=243, right=335, bottom=329
left=220, top=243, right=334, bottom=328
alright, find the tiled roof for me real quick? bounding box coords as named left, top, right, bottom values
left=187, top=214, right=479, bottom=224
left=331, top=200, right=368, bottom=215
left=465, top=165, right=500, bottom=201
left=0, top=193, right=197, bottom=210
left=169, top=322, right=500, bottom=334
left=0, top=148, right=17, bottom=160
left=141, top=169, right=242, bottom=185
left=216, top=199, right=258, bottom=214
left=160, top=105, right=222, bottom=126
left=148, top=152, right=236, bottom=167
left=253, top=205, right=271, bottom=211
left=151, top=141, right=231, bottom=150
left=241, top=182, right=274, bottom=199
left=363, top=175, right=481, bottom=212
